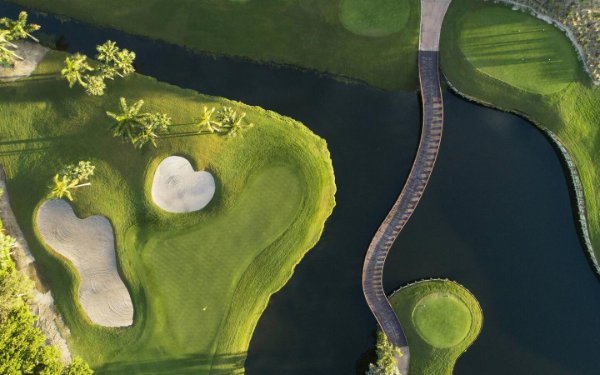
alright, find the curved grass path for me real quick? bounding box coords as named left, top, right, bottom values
left=361, top=1, right=451, bottom=373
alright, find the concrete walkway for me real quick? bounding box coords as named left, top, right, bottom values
left=361, top=1, right=451, bottom=373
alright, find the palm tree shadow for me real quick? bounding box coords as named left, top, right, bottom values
left=0, top=136, right=61, bottom=156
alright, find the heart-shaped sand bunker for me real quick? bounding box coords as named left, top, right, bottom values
left=151, top=156, right=215, bottom=213
left=36, top=199, right=133, bottom=327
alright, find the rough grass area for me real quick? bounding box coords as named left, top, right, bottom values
left=390, top=280, right=482, bottom=375
left=340, top=0, right=411, bottom=37
left=0, top=50, right=336, bottom=374
left=6, top=0, right=421, bottom=90
left=442, top=0, right=600, bottom=272
left=459, top=6, right=580, bottom=94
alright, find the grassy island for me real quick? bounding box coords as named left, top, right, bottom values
left=441, top=0, right=600, bottom=271
left=389, top=280, right=483, bottom=375
left=0, top=48, right=336, bottom=373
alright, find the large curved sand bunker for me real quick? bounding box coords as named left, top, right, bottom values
left=36, top=199, right=133, bottom=327
left=151, top=156, right=216, bottom=213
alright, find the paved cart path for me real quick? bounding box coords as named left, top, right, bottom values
left=361, top=0, right=451, bottom=373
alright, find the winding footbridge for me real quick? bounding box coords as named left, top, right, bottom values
left=361, top=0, right=452, bottom=373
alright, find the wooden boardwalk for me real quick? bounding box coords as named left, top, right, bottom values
left=361, top=0, right=451, bottom=373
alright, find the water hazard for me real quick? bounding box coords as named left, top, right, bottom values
left=2, top=3, right=599, bottom=374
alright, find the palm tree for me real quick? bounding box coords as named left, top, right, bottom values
left=131, top=113, right=171, bottom=149
left=0, top=11, right=41, bottom=42
left=114, top=49, right=136, bottom=77
left=49, top=174, right=89, bottom=201
left=96, top=40, right=136, bottom=78
left=96, top=40, right=119, bottom=80
left=50, top=161, right=95, bottom=201
left=96, top=40, right=119, bottom=65
left=196, top=106, right=222, bottom=133
left=226, top=112, right=254, bottom=138
left=215, top=107, right=254, bottom=138
left=107, top=98, right=171, bottom=148
left=84, top=75, right=106, bottom=96
left=61, top=53, right=94, bottom=88
left=106, top=98, right=146, bottom=141
left=0, top=30, right=22, bottom=65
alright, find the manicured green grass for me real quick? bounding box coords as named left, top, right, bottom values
left=6, top=0, right=421, bottom=90
left=340, top=0, right=411, bottom=37
left=1, top=50, right=335, bottom=374
left=459, top=6, right=579, bottom=94
left=412, top=293, right=472, bottom=349
left=441, top=0, right=600, bottom=270
left=390, top=280, right=483, bottom=375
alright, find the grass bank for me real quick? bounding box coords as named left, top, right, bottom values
left=6, top=0, right=420, bottom=90
left=441, top=0, right=600, bottom=272
left=389, top=280, right=483, bottom=374
left=0, top=50, right=335, bottom=374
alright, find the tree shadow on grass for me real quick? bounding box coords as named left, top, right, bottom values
left=0, top=136, right=62, bottom=157
left=97, top=352, right=247, bottom=375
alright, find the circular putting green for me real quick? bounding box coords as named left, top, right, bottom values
left=412, top=293, right=472, bottom=348
left=458, top=5, right=579, bottom=94
left=340, top=0, right=410, bottom=37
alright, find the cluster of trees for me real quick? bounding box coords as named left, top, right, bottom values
left=61, top=40, right=136, bottom=96
left=106, top=100, right=255, bottom=149
left=0, top=11, right=40, bottom=66
left=366, top=331, right=403, bottom=375
left=197, top=105, right=254, bottom=138
left=106, top=98, right=171, bottom=149
left=0, top=189, right=93, bottom=374
left=49, top=161, right=95, bottom=201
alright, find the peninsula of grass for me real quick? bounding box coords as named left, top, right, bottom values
left=0, top=49, right=335, bottom=374
left=6, top=0, right=420, bottom=90
left=389, top=280, right=483, bottom=375
left=440, top=0, right=600, bottom=272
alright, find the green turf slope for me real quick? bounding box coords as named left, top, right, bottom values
left=390, top=280, right=483, bottom=375
left=6, top=0, right=420, bottom=90
left=0, top=50, right=335, bottom=374
left=441, top=0, right=600, bottom=272
left=340, top=0, right=411, bottom=37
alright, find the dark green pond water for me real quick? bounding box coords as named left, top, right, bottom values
left=2, top=3, right=599, bottom=374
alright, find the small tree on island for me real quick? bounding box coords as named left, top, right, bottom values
left=106, top=97, right=171, bottom=149
left=0, top=30, right=22, bottom=66
left=60, top=40, right=136, bottom=96
left=366, top=331, right=403, bottom=375
left=49, top=161, right=95, bottom=201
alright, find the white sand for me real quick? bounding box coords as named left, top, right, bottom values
left=151, top=156, right=216, bottom=213
left=36, top=199, right=133, bottom=327
left=0, top=41, right=48, bottom=82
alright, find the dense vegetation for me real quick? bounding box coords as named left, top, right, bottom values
left=0, top=46, right=335, bottom=374
left=6, top=0, right=421, bottom=90
left=441, top=0, right=600, bottom=271
left=389, top=280, right=482, bottom=375
left=365, top=331, right=402, bottom=375
left=0, top=189, right=92, bottom=374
